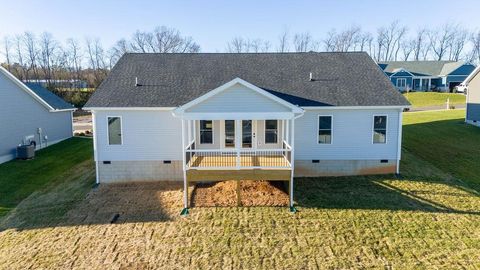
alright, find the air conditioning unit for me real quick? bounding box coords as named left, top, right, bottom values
left=17, top=134, right=36, bottom=160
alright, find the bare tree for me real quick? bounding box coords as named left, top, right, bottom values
left=448, top=27, right=468, bottom=61
left=38, top=32, right=58, bottom=84
left=130, top=31, right=150, bottom=53
left=358, top=32, right=373, bottom=52
left=227, top=37, right=248, bottom=53
left=2, top=36, right=12, bottom=71
left=323, top=30, right=337, bottom=52
left=429, top=24, right=455, bottom=61
left=13, top=35, right=26, bottom=79
left=411, top=28, right=429, bottom=60
left=400, top=40, right=415, bottom=60
left=149, top=26, right=200, bottom=53
left=66, top=38, right=82, bottom=80
left=471, top=30, right=480, bottom=64
left=277, top=29, right=289, bottom=52
left=293, top=32, right=318, bottom=52
left=23, top=31, right=39, bottom=79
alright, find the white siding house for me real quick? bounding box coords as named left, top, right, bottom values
left=0, top=67, right=75, bottom=164
left=84, top=52, right=410, bottom=210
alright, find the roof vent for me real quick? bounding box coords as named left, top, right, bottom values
left=309, top=72, right=313, bottom=81
left=135, top=77, right=142, bottom=87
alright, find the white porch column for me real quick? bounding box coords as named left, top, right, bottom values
left=289, top=117, right=295, bottom=208
left=181, top=119, right=188, bottom=209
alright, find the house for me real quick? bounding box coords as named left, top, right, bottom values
left=464, top=66, right=480, bottom=127
left=0, top=67, right=76, bottom=164
left=84, top=52, right=410, bottom=211
left=378, top=61, right=476, bottom=92
left=24, top=79, right=88, bottom=89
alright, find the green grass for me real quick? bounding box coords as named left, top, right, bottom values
left=403, top=92, right=465, bottom=108
left=1, top=110, right=480, bottom=268
left=403, top=109, right=480, bottom=189
left=0, top=137, right=93, bottom=217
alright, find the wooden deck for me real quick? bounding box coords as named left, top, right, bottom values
left=187, top=155, right=290, bottom=168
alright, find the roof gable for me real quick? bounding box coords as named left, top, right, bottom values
left=0, top=67, right=74, bottom=111
left=178, top=78, right=302, bottom=114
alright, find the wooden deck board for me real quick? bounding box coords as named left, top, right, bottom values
left=187, top=155, right=290, bottom=168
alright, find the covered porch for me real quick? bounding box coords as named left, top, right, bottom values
left=173, top=78, right=304, bottom=214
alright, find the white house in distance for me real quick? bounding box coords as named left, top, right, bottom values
left=464, top=66, right=480, bottom=127
left=84, top=52, right=410, bottom=212
left=0, top=66, right=75, bottom=164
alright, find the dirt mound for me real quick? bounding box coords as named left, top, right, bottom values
left=192, top=180, right=289, bottom=207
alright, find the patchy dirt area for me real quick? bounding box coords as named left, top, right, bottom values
left=192, top=180, right=289, bottom=207
left=73, top=115, right=92, bottom=134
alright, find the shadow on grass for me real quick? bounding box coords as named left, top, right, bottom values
left=295, top=175, right=480, bottom=215
left=0, top=171, right=180, bottom=232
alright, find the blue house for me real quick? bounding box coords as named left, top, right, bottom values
left=378, top=61, right=476, bottom=92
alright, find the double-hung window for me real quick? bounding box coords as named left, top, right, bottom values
left=107, top=117, right=122, bottom=145
left=265, top=120, right=278, bottom=144
left=373, top=115, right=387, bottom=144
left=200, top=120, right=213, bottom=144
left=318, top=116, right=332, bottom=144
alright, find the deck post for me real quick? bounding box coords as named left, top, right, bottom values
left=237, top=180, right=241, bottom=206
left=289, top=117, right=296, bottom=211
left=181, top=119, right=189, bottom=214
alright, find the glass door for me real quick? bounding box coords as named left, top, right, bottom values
left=224, top=120, right=235, bottom=148
left=242, top=120, right=254, bottom=148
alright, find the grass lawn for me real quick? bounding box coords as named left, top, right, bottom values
left=403, top=92, right=466, bottom=108
left=0, top=111, right=479, bottom=268
left=0, top=137, right=93, bottom=217
left=403, top=109, right=480, bottom=189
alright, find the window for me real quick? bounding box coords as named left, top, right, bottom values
left=107, top=117, right=122, bottom=145
left=265, top=120, right=278, bottom=144
left=396, top=78, right=406, bottom=88
left=200, top=120, right=213, bottom=144
left=224, top=120, right=235, bottom=148
left=318, top=116, right=332, bottom=144
left=373, top=115, right=387, bottom=144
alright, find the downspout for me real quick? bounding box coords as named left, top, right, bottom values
left=289, top=111, right=304, bottom=212
left=92, top=111, right=100, bottom=185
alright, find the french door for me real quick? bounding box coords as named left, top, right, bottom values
left=221, top=120, right=256, bottom=149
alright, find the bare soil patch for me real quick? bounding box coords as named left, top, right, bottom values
left=191, top=180, right=289, bottom=207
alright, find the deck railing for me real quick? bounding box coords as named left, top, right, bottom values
left=185, top=140, right=292, bottom=170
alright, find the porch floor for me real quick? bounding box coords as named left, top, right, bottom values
left=187, top=155, right=290, bottom=168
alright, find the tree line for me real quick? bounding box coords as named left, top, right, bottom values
left=2, top=22, right=480, bottom=91
left=227, top=21, right=480, bottom=64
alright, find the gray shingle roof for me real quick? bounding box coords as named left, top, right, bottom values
left=379, top=61, right=464, bottom=76
left=25, top=83, right=75, bottom=110
left=85, top=52, right=409, bottom=108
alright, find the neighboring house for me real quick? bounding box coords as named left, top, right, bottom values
left=24, top=79, right=88, bottom=89
left=0, top=67, right=76, bottom=164
left=84, top=52, right=410, bottom=210
left=378, top=61, right=476, bottom=92
left=464, top=66, right=480, bottom=127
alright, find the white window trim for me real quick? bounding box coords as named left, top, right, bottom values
left=106, top=116, right=123, bottom=146
left=372, top=115, right=388, bottom=144
left=396, top=78, right=407, bottom=88
left=199, top=120, right=215, bottom=145
left=264, top=120, right=279, bottom=145
left=317, top=115, right=333, bottom=145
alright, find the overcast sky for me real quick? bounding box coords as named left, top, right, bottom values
left=1, top=0, right=479, bottom=52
